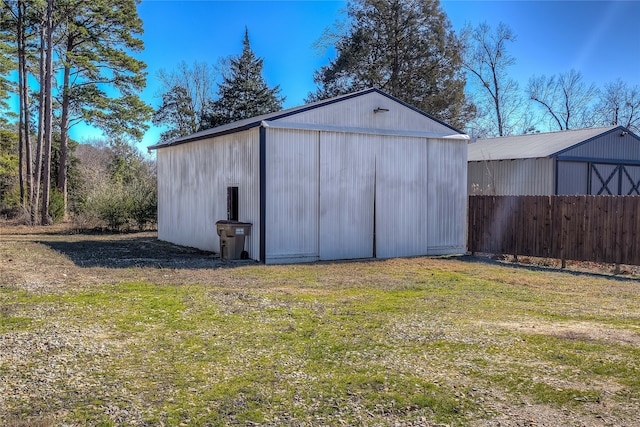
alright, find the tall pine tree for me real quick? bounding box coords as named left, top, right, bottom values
left=202, top=29, right=284, bottom=128
left=0, top=5, right=15, bottom=126
left=55, top=0, right=152, bottom=216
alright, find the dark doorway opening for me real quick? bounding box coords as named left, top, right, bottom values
left=227, top=186, right=238, bottom=220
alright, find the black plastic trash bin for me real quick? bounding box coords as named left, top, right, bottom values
left=216, top=220, right=252, bottom=260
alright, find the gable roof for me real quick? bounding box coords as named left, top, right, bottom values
left=148, top=88, right=463, bottom=150
left=467, top=126, right=626, bottom=161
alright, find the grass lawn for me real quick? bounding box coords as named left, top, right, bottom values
left=1, top=228, right=639, bottom=426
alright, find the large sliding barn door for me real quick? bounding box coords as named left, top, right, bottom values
left=319, top=133, right=375, bottom=260
left=375, top=137, right=430, bottom=258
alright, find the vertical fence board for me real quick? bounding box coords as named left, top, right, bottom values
left=549, top=196, right=563, bottom=260
left=583, top=196, right=594, bottom=262
left=573, top=197, right=586, bottom=261
left=602, top=197, right=615, bottom=263
left=623, top=197, right=639, bottom=263
left=621, top=198, right=631, bottom=264
left=592, top=197, right=606, bottom=262
left=468, top=195, right=640, bottom=266
left=561, top=197, right=572, bottom=261
left=542, top=196, right=553, bottom=258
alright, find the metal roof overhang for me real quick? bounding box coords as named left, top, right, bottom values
left=260, top=120, right=470, bottom=140
left=466, top=126, right=624, bottom=162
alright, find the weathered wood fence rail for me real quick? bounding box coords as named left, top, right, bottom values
left=468, top=195, right=640, bottom=266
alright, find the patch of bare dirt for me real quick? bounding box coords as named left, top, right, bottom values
left=493, top=320, right=640, bottom=348
left=469, top=395, right=636, bottom=427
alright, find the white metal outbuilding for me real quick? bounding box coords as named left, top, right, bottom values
left=149, top=89, right=469, bottom=264
left=468, top=126, right=640, bottom=196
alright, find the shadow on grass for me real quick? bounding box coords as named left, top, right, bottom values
left=458, top=254, right=640, bottom=282
left=29, top=230, right=639, bottom=278
left=38, top=236, right=255, bottom=270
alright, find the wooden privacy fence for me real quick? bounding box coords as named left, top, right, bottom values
left=468, top=195, right=640, bottom=266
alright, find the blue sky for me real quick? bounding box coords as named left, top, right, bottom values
left=64, top=0, right=640, bottom=149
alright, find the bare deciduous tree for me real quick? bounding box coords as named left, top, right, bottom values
left=462, top=22, right=522, bottom=136
left=527, top=69, right=598, bottom=131
left=595, top=79, right=640, bottom=133
left=153, top=60, right=220, bottom=141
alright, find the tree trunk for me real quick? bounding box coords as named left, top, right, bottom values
left=58, top=58, right=71, bottom=219
left=23, top=79, right=33, bottom=216
left=492, top=66, right=503, bottom=136
left=20, top=0, right=33, bottom=218
left=41, top=0, right=54, bottom=225
left=32, top=20, right=46, bottom=224
left=17, top=0, right=25, bottom=208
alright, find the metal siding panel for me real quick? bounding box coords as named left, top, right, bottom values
left=561, top=132, right=640, bottom=161
left=279, top=92, right=455, bottom=134
left=375, top=137, right=430, bottom=258
left=503, top=158, right=554, bottom=196
left=557, top=161, right=589, bottom=194
left=319, top=132, right=375, bottom=260
left=156, top=129, right=260, bottom=257
left=157, top=149, right=171, bottom=243
left=264, top=128, right=320, bottom=263
left=427, top=139, right=467, bottom=253
left=467, top=159, right=554, bottom=195
left=223, top=132, right=261, bottom=260
left=467, top=161, right=493, bottom=195
left=264, top=129, right=468, bottom=262
left=157, top=138, right=221, bottom=252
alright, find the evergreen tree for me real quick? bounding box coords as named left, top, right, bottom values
left=202, top=29, right=284, bottom=128
left=153, top=85, right=197, bottom=142
left=308, top=0, right=474, bottom=129
left=2, top=0, right=35, bottom=213
left=0, top=129, right=19, bottom=212
left=0, top=6, right=14, bottom=120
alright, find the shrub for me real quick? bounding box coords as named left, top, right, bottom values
left=129, top=180, right=157, bottom=231
left=49, top=188, right=65, bottom=224
left=76, top=178, right=157, bottom=232
left=95, top=185, right=131, bottom=231
left=71, top=139, right=158, bottom=232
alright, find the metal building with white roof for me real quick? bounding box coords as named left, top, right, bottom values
left=149, top=88, right=469, bottom=263
left=468, top=126, right=640, bottom=196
